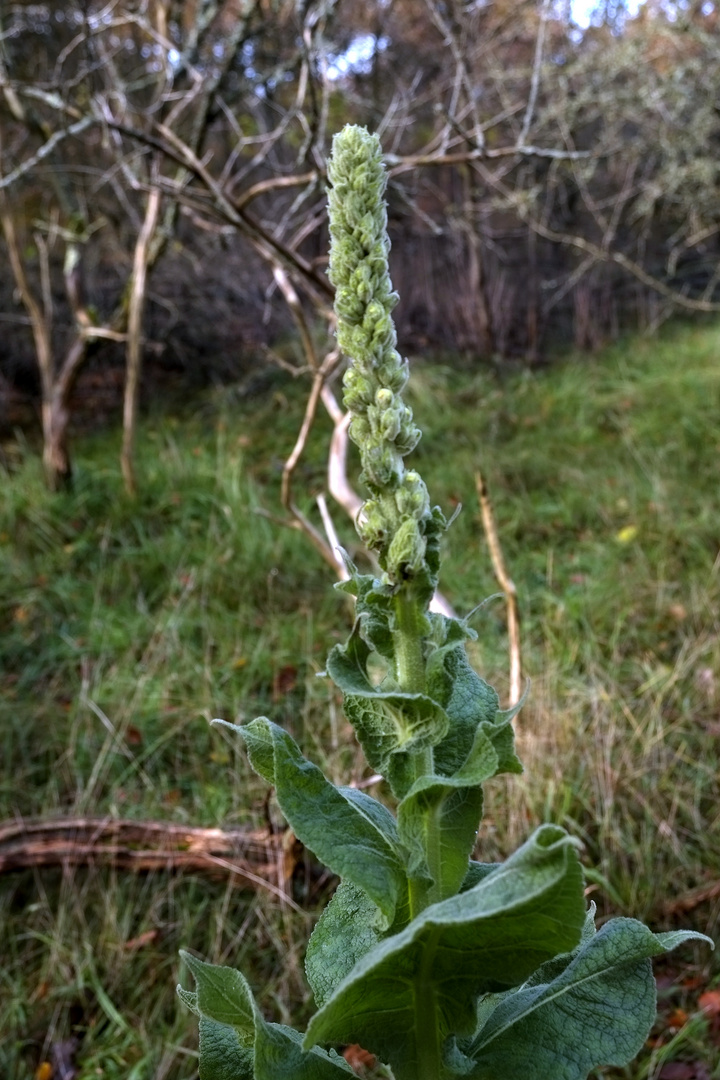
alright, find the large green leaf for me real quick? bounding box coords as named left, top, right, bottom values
left=305, top=826, right=586, bottom=1080
left=458, top=919, right=714, bottom=1079
left=220, top=717, right=407, bottom=926
left=198, top=1018, right=253, bottom=1080
left=180, top=955, right=353, bottom=1080
left=254, top=1023, right=354, bottom=1079
left=306, top=880, right=387, bottom=1009
left=397, top=724, right=499, bottom=901
left=180, top=951, right=254, bottom=1037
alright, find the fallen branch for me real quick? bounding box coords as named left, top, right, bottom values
left=0, top=817, right=303, bottom=908
left=663, top=879, right=720, bottom=917
left=475, top=470, right=521, bottom=707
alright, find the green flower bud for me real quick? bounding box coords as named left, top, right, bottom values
left=364, top=440, right=402, bottom=490
left=357, top=499, right=387, bottom=548
left=349, top=416, right=371, bottom=445
left=327, top=124, right=440, bottom=583
left=387, top=517, right=427, bottom=578
left=396, top=471, right=430, bottom=521
left=343, top=367, right=375, bottom=410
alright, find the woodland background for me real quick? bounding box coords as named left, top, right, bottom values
left=2, top=0, right=720, bottom=488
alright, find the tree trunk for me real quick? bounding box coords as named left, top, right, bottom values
left=462, top=165, right=494, bottom=356
left=41, top=333, right=89, bottom=491
left=42, top=394, right=73, bottom=491
left=121, top=185, right=162, bottom=496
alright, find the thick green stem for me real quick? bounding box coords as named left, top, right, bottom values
left=413, top=935, right=444, bottom=1080
left=393, top=590, right=427, bottom=694
left=393, top=589, right=432, bottom=789
left=395, top=587, right=440, bottom=921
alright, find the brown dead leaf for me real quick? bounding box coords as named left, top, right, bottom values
left=342, top=1045, right=377, bottom=1075
left=30, top=979, right=50, bottom=1003
left=272, top=665, right=298, bottom=701
left=669, top=1002, right=690, bottom=1028
left=666, top=1007, right=690, bottom=1030
left=680, top=974, right=706, bottom=991
left=698, top=990, right=720, bottom=1016
left=124, top=929, right=159, bottom=950
left=125, top=724, right=143, bottom=746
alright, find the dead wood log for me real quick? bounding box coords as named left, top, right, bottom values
left=0, top=817, right=303, bottom=906
left=662, top=879, right=720, bottom=917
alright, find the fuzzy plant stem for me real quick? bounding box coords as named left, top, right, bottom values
left=327, top=124, right=441, bottom=911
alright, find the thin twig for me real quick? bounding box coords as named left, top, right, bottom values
left=233, top=171, right=319, bottom=211
left=316, top=493, right=348, bottom=579
left=663, top=878, right=720, bottom=916
left=122, top=182, right=162, bottom=496
left=0, top=115, right=95, bottom=190
left=518, top=0, right=552, bottom=149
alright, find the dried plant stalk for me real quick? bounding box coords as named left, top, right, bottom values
left=475, top=469, right=521, bottom=707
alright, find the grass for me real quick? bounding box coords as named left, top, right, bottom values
left=1, top=320, right=719, bottom=1078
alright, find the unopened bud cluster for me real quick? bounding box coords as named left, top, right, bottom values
left=327, top=125, right=431, bottom=580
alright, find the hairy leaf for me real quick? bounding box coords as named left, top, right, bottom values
left=255, top=1023, right=354, bottom=1079
left=335, top=568, right=396, bottom=661
left=180, top=951, right=254, bottom=1037
left=327, top=623, right=450, bottom=796
left=461, top=862, right=503, bottom=891
left=426, top=629, right=522, bottom=779
left=306, top=880, right=386, bottom=1009
left=223, top=717, right=407, bottom=926
left=181, top=955, right=353, bottom=1080
left=305, top=826, right=585, bottom=1079
left=459, top=919, right=714, bottom=1079
left=198, top=1018, right=253, bottom=1080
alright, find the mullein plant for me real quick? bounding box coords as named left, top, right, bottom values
left=178, top=125, right=711, bottom=1080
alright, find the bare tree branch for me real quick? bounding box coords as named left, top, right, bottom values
left=518, top=0, right=552, bottom=149
left=122, top=181, right=162, bottom=496
left=0, top=115, right=94, bottom=190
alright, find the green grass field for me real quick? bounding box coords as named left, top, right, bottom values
left=2, top=322, right=719, bottom=1078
